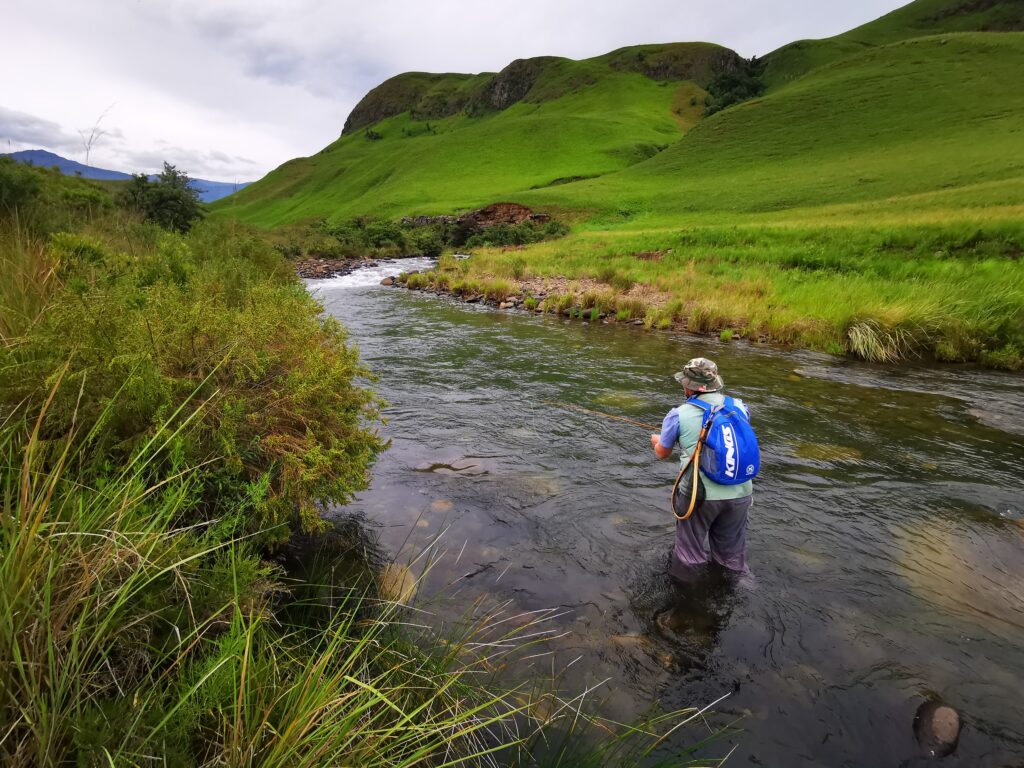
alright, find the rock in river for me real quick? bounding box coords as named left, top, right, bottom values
left=914, top=701, right=961, bottom=758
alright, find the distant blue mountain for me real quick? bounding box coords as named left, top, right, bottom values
left=3, top=149, right=251, bottom=203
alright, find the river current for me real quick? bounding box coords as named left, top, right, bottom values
left=310, top=261, right=1024, bottom=767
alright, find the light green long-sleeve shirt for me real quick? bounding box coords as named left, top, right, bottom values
left=660, top=392, right=754, bottom=501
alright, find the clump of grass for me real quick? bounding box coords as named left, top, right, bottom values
left=720, top=328, right=734, bottom=342
left=613, top=296, right=647, bottom=322
left=404, top=271, right=431, bottom=289
left=524, top=296, right=539, bottom=310
left=498, top=255, right=528, bottom=280
left=845, top=318, right=922, bottom=363
left=484, top=278, right=513, bottom=301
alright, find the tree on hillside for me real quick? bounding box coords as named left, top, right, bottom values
left=118, top=162, right=203, bottom=233
left=704, top=57, right=766, bottom=116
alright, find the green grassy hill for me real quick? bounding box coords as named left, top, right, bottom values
left=216, top=43, right=740, bottom=225
left=219, top=0, right=1024, bottom=228
left=526, top=32, right=1024, bottom=218
left=761, top=0, right=1024, bottom=88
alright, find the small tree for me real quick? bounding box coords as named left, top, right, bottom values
left=118, top=162, right=203, bottom=233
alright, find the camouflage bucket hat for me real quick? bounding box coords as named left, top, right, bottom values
left=673, top=357, right=724, bottom=392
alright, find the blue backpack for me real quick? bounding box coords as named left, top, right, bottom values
left=687, top=396, right=760, bottom=485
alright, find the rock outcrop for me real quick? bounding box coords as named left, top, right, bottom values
left=402, top=203, right=548, bottom=229
left=342, top=72, right=489, bottom=135
left=473, top=57, right=559, bottom=112
left=604, top=42, right=745, bottom=87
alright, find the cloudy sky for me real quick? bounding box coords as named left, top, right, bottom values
left=2, top=0, right=906, bottom=182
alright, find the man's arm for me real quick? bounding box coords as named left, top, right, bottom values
left=651, top=409, right=678, bottom=461
left=651, top=433, right=673, bottom=460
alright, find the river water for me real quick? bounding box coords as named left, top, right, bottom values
left=310, top=261, right=1024, bottom=767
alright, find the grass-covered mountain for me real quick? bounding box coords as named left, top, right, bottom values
left=218, top=0, right=1024, bottom=369
left=217, top=0, right=1024, bottom=226
left=216, top=43, right=741, bottom=224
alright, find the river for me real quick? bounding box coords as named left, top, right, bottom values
left=309, top=260, right=1024, bottom=767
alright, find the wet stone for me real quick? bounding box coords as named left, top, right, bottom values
left=414, top=458, right=489, bottom=476
left=430, top=499, right=454, bottom=513
left=378, top=562, right=417, bottom=604
left=914, top=701, right=961, bottom=758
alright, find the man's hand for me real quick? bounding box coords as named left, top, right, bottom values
left=651, top=433, right=673, bottom=460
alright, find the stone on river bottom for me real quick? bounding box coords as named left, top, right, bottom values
left=378, top=563, right=417, bottom=604
left=914, top=701, right=961, bottom=758
left=415, top=458, right=489, bottom=476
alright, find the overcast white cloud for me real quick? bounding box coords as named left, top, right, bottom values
left=1, top=0, right=907, bottom=181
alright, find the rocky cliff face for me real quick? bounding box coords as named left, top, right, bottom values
left=603, top=43, right=745, bottom=87
left=473, top=57, right=559, bottom=112
left=342, top=72, right=490, bottom=135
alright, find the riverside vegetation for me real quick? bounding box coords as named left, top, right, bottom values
left=0, top=159, right=717, bottom=765
left=216, top=0, right=1024, bottom=369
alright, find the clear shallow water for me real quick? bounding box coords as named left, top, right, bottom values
left=310, top=268, right=1024, bottom=767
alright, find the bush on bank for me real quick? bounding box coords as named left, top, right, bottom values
left=1, top=163, right=385, bottom=539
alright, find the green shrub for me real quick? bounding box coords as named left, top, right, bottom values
left=2, top=220, right=384, bottom=539
left=117, top=162, right=204, bottom=234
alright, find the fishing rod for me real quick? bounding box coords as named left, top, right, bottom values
left=542, top=401, right=660, bottom=432
left=545, top=400, right=704, bottom=522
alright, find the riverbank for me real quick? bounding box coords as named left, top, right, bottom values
left=392, top=213, right=1024, bottom=369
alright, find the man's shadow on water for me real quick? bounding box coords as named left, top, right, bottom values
left=626, top=555, right=743, bottom=673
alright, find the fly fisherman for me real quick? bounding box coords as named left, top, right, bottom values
left=650, top=357, right=757, bottom=577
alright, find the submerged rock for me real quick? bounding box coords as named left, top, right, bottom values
left=914, top=701, right=961, bottom=758
left=414, top=458, right=490, bottom=476
left=378, top=562, right=417, bottom=604
left=791, top=442, right=864, bottom=463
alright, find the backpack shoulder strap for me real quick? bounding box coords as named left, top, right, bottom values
left=686, top=396, right=718, bottom=429
left=686, top=396, right=711, bottom=412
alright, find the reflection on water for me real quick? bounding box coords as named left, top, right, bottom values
left=309, top=274, right=1024, bottom=767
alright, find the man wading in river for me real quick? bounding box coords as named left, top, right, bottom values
left=650, top=358, right=756, bottom=577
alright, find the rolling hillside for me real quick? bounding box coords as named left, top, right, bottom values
left=215, top=43, right=741, bottom=225
left=216, top=0, right=1024, bottom=227
left=524, top=33, right=1024, bottom=219
left=762, top=0, right=1024, bottom=88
